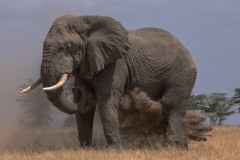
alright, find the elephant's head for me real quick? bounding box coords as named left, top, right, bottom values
left=21, top=15, right=130, bottom=114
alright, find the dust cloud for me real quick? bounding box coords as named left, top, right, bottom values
left=118, top=88, right=212, bottom=148
left=0, top=111, right=106, bottom=152
left=0, top=127, right=79, bottom=152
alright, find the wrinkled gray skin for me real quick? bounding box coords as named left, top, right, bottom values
left=40, top=15, right=197, bottom=149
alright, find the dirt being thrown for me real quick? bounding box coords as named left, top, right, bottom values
left=118, top=88, right=212, bottom=148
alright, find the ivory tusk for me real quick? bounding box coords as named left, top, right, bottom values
left=20, top=78, right=42, bottom=94
left=43, top=74, right=68, bottom=91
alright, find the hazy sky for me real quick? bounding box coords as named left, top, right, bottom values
left=0, top=0, right=239, bottom=126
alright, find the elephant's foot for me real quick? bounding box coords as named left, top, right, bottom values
left=159, top=135, right=171, bottom=148
left=160, top=136, right=188, bottom=149
left=79, top=139, right=93, bottom=148
left=79, top=145, right=93, bottom=149
left=106, top=142, right=123, bottom=151
left=167, top=135, right=188, bottom=149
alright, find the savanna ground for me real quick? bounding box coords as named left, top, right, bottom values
left=0, top=126, right=239, bottom=160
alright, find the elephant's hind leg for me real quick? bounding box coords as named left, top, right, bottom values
left=168, top=107, right=188, bottom=149
left=160, top=89, right=190, bottom=148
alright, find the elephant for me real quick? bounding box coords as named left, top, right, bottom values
left=21, top=14, right=197, bottom=149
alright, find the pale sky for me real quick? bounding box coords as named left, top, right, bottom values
left=0, top=0, right=239, bottom=126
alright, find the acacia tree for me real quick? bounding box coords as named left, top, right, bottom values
left=189, top=93, right=236, bottom=125
left=17, top=79, right=53, bottom=127
left=233, top=88, right=240, bottom=104
left=189, top=94, right=208, bottom=110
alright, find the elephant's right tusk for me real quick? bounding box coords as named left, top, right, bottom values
left=43, top=74, right=68, bottom=91
left=20, top=78, right=42, bottom=94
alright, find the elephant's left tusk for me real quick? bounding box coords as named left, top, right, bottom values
left=20, top=78, right=42, bottom=94
left=43, top=74, right=68, bottom=91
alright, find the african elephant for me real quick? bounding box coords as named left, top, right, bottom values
left=21, top=15, right=197, bottom=149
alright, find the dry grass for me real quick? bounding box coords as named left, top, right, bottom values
left=0, top=126, right=240, bottom=160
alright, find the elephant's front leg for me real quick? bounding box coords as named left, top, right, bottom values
left=95, top=61, right=127, bottom=149
left=72, top=84, right=96, bottom=147
left=75, top=110, right=95, bottom=147
left=97, top=93, right=122, bottom=149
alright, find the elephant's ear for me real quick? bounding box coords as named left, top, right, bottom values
left=80, top=16, right=130, bottom=78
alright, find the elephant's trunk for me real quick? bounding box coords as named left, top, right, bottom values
left=45, top=87, right=78, bottom=114
left=41, top=56, right=78, bottom=115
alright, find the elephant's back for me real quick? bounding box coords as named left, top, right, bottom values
left=127, top=27, right=196, bottom=71
left=128, top=28, right=188, bottom=56
left=124, top=28, right=197, bottom=98
left=128, top=27, right=174, bottom=43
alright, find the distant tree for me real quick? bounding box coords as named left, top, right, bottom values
left=232, top=88, right=240, bottom=113
left=17, top=79, right=53, bottom=127
left=189, top=93, right=236, bottom=125
left=189, top=94, right=208, bottom=110
left=234, top=88, right=240, bottom=95
left=233, top=88, right=240, bottom=104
